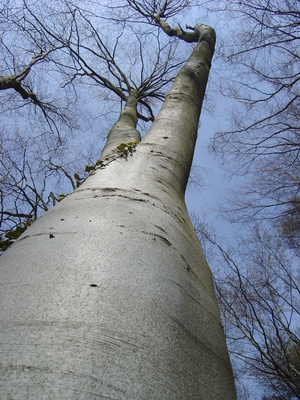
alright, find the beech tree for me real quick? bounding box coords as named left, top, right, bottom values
left=0, top=1, right=237, bottom=398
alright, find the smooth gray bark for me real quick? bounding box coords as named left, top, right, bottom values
left=0, top=25, right=237, bottom=399
left=100, top=90, right=141, bottom=163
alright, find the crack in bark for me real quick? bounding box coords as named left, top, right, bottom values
left=141, top=231, right=172, bottom=247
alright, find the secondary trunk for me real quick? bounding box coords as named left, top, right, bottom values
left=0, top=26, right=236, bottom=399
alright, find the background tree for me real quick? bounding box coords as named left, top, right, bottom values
left=194, top=215, right=300, bottom=399
left=0, top=1, right=237, bottom=398
left=205, top=0, right=300, bottom=237
left=0, top=0, right=90, bottom=245
left=0, top=0, right=77, bottom=137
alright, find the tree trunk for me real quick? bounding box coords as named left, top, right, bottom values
left=0, top=26, right=237, bottom=399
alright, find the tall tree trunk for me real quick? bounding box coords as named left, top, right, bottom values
left=0, top=26, right=237, bottom=399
